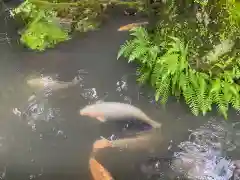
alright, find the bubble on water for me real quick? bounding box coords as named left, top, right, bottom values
left=116, top=79, right=128, bottom=92
left=116, top=87, right=121, bottom=92
left=12, top=108, right=21, bottom=116
left=28, top=94, right=36, bottom=102
left=0, top=167, right=6, bottom=180
left=75, top=70, right=87, bottom=88
left=109, top=134, right=116, bottom=141
left=81, top=88, right=98, bottom=100
left=22, top=96, right=61, bottom=129
left=168, top=140, right=173, bottom=151
left=171, top=119, right=239, bottom=180
left=28, top=121, right=37, bottom=132
left=78, top=69, right=88, bottom=75
left=57, top=130, right=64, bottom=136
left=236, top=111, right=240, bottom=116
left=123, top=96, right=132, bottom=104
left=29, top=174, right=35, bottom=179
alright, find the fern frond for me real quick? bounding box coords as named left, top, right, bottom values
left=195, top=74, right=211, bottom=115
left=161, top=53, right=179, bottom=74
left=216, top=94, right=229, bottom=119
left=130, top=27, right=150, bottom=42
left=155, top=75, right=171, bottom=104
left=117, top=40, right=134, bottom=60
left=136, top=66, right=152, bottom=84
left=179, top=73, right=189, bottom=90
left=183, top=85, right=199, bottom=116
left=171, top=71, right=181, bottom=94
left=209, top=78, right=227, bottom=118
left=128, top=44, right=147, bottom=62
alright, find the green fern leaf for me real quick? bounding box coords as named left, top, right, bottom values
left=117, top=40, right=134, bottom=60
left=183, top=85, right=199, bottom=116
left=128, top=44, right=148, bottom=63
left=155, top=75, right=171, bottom=104
left=161, top=54, right=179, bottom=74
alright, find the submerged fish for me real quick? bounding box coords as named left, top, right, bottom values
left=92, top=138, right=113, bottom=152
left=89, top=157, right=114, bottom=180
left=117, top=21, right=149, bottom=31
left=92, top=130, right=159, bottom=152
left=79, top=102, right=161, bottom=129
left=27, top=76, right=81, bottom=92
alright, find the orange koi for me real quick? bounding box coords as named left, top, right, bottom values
left=89, top=157, right=114, bottom=180
left=92, top=138, right=113, bottom=152
left=92, top=130, right=159, bottom=152
left=117, top=21, right=149, bottom=31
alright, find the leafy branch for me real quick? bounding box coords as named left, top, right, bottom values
left=118, top=25, right=240, bottom=119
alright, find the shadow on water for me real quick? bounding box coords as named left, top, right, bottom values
left=0, top=4, right=240, bottom=180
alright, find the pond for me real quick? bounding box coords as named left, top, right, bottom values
left=0, top=3, right=240, bottom=180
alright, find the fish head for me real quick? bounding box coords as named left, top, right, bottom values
left=27, top=76, right=53, bottom=88
left=79, top=104, right=106, bottom=122
left=79, top=102, right=132, bottom=121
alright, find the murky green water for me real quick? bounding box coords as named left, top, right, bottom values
left=0, top=3, right=240, bottom=180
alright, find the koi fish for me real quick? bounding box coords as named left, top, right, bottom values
left=27, top=76, right=81, bottom=91
left=117, top=21, right=149, bottom=31
left=89, top=157, right=114, bottom=180
left=92, top=130, right=159, bottom=152
left=79, top=102, right=161, bottom=129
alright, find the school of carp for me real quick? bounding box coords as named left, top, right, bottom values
left=23, top=74, right=240, bottom=180
left=79, top=102, right=240, bottom=180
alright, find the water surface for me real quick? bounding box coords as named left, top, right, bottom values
left=0, top=5, right=240, bottom=180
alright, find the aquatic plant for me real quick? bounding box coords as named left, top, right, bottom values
left=10, top=0, right=145, bottom=51
left=11, top=0, right=70, bottom=51
left=118, top=0, right=240, bottom=118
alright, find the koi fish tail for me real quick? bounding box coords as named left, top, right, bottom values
left=89, top=157, right=114, bottom=180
